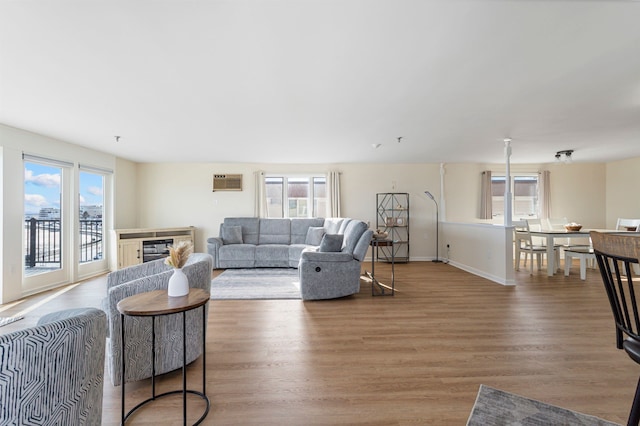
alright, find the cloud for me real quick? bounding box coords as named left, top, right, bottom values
left=25, top=169, right=61, bottom=187
left=79, top=195, right=86, bottom=204
left=86, top=186, right=103, bottom=196
left=24, top=194, right=49, bottom=212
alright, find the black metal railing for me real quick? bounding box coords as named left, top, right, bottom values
left=24, top=218, right=103, bottom=268
left=79, top=219, right=103, bottom=262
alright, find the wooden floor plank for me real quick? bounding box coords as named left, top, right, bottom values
left=0, top=261, right=633, bottom=425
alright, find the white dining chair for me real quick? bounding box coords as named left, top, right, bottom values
left=514, top=220, right=557, bottom=275
left=616, top=218, right=640, bottom=275
left=526, top=219, right=561, bottom=272
left=616, top=218, right=640, bottom=231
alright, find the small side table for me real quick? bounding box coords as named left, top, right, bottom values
left=365, top=238, right=395, bottom=296
left=117, top=288, right=210, bottom=425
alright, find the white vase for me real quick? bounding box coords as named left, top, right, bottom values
left=168, top=268, right=189, bottom=297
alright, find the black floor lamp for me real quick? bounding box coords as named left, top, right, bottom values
left=424, top=191, right=442, bottom=263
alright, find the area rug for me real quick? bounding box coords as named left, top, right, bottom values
left=210, top=268, right=301, bottom=300
left=467, top=385, right=620, bottom=426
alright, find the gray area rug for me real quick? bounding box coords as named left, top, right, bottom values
left=467, top=384, right=620, bottom=426
left=210, top=268, right=301, bottom=300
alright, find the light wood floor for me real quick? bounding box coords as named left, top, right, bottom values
left=0, top=261, right=635, bottom=425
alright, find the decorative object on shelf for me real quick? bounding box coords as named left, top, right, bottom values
left=425, top=191, right=442, bottom=263
left=376, top=193, right=409, bottom=262
left=564, top=223, right=582, bottom=232
left=373, top=229, right=388, bottom=239
left=166, top=240, right=193, bottom=297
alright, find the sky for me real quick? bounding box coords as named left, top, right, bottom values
left=24, top=162, right=104, bottom=216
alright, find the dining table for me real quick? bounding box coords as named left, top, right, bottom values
left=527, top=228, right=637, bottom=276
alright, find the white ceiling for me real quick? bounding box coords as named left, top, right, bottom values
left=2, top=0, right=640, bottom=165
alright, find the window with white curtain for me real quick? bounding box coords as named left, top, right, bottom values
left=265, top=175, right=326, bottom=218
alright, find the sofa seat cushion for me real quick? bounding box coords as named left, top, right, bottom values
left=255, top=244, right=290, bottom=267
left=289, top=244, right=314, bottom=268
left=219, top=244, right=256, bottom=268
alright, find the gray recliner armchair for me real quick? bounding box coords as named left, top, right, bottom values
left=298, top=220, right=373, bottom=300
left=0, top=307, right=107, bottom=425
left=103, top=252, right=213, bottom=386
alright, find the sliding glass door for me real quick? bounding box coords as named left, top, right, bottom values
left=23, top=159, right=70, bottom=291
left=23, top=156, right=112, bottom=292
left=77, top=168, right=109, bottom=278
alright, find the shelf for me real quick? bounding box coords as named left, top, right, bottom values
left=376, top=193, right=409, bottom=263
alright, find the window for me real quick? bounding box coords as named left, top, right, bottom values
left=265, top=175, right=327, bottom=218
left=78, top=170, right=104, bottom=263
left=491, top=174, right=539, bottom=218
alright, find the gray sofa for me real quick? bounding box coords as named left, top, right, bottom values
left=102, top=252, right=213, bottom=386
left=207, top=217, right=373, bottom=300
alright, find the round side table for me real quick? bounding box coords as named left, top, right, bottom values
left=117, top=288, right=210, bottom=425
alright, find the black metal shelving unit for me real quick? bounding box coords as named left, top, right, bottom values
left=376, top=192, right=409, bottom=263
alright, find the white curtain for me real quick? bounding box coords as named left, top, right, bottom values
left=254, top=170, right=268, bottom=217
left=539, top=170, right=551, bottom=220
left=326, top=170, right=341, bottom=218
left=480, top=170, right=492, bottom=220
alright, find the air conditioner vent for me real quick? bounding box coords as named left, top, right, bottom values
left=213, top=174, right=242, bottom=191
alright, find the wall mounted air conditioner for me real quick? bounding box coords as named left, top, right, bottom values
left=212, top=174, right=242, bottom=191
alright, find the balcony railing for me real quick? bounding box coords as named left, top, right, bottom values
left=24, top=218, right=103, bottom=268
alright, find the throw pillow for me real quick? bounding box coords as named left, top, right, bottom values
left=319, top=234, right=343, bottom=252
left=305, top=226, right=325, bottom=246
left=221, top=225, right=243, bottom=244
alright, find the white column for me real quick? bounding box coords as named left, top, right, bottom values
left=504, top=139, right=513, bottom=227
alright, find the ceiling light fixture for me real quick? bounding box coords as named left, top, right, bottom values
left=397, top=137, right=403, bottom=143
left=372, top=143, right=381, bottom=149
left=555, top=149, right=574, bottom=163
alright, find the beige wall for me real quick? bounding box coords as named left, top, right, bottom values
left=134, top=162, right=441, bottom=259
left=443, top=162, right=607, bottom=228
left=606, top=157, right=640, bottom=229
left=3, top=120, right=640, bottom=300
left=114, top=157, right=138, bottom=229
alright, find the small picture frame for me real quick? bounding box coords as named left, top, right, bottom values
left=396, top=217, right=405, bottom=226
left=385, top=217, right=395, bottom=226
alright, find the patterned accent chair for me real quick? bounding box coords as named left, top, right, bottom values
left=0, top=307, right=107, bottom=425
left=103, top=252, right=213, bottom=386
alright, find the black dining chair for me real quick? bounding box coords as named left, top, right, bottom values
left=591, top=231, right=640, bottom=426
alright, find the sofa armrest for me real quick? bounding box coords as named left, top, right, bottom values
left=207, top=237, right=223, bottom=268
left=300, top=250, right=354, bottom=263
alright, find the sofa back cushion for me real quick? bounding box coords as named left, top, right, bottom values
left=221, top=225, right=243, bottom=244
left=223, top=218, right=260, bottom=245
left=291, top=218, right=325, bottom=244
left=323, top=218, right=344, bottom=235
left=352, top=229, right=373, bottom=261
left=259, top=218, right=291, bottom=244
left=341, top=220, right=368, bottom=254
